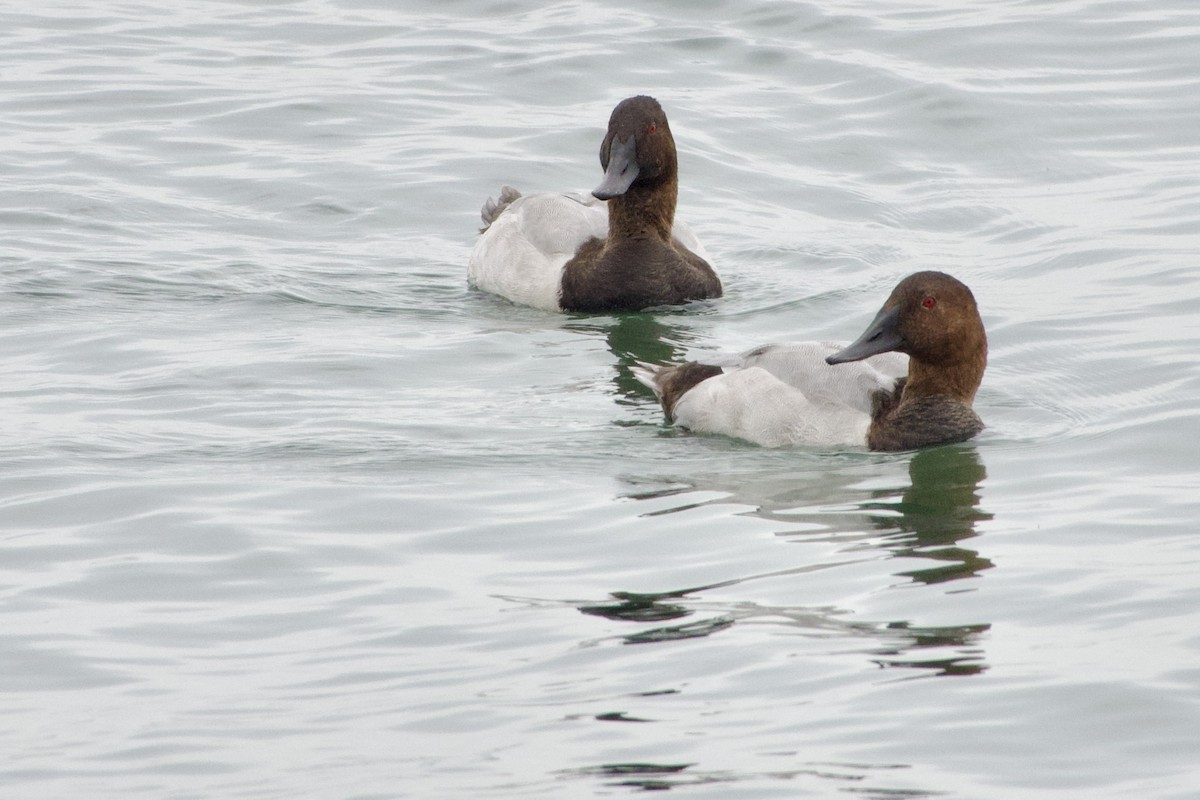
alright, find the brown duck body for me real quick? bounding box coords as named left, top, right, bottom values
left=865, top=379, right=984, bottom=451
left=559, top=198, right=721, bottom=311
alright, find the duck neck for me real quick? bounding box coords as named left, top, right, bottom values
left=607, top=177, right=676, bottom=242
left=902, top=350, right=986, bottom=405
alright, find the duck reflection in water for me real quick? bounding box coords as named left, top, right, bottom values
left=565, top=311, right=705, bottom=401
left=865, top=445, right=994, bottom=586
left=575, top=446, right=993, bottom=676
left=858, top=445, right=993, bottom=675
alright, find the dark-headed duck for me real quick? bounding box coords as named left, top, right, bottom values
left=468, top=95, right=722, bottom=313
left=633, top=271, right=986, bottom=450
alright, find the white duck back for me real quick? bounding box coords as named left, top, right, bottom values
left=732, top=343, right=906, bottom=413
left=637, top=343, right=906, bottom=449
left=468, top=192, right=605, bottom=312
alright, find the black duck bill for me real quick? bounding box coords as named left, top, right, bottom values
left=826, top=304, right=904, bottom=364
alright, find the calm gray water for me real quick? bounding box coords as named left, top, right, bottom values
left=3, top=1, right=1199, bottom=798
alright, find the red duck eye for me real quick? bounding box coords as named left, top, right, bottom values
left=648, top=123, right=657, bottom=134
left=922, top=296, right=936, bottom=309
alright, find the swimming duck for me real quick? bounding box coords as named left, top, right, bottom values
left=468, top=95, right=722, bottom=313
left=633, top=271, right=986, bottom=450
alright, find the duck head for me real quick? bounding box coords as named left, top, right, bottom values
left=827, top=271, right=987, bottom=401
left=593, top=95, right=677, bottom=200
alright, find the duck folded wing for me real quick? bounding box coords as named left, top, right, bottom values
left=732, top=342, right=905, bottom=413
left=669, top=367, right=873, bottom=449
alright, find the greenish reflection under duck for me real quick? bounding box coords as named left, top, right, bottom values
left=577, top=447, right=993, bottom=674
left=565, top=310, right=708, bottom=402
left=865, top=445, right=994, bottom=586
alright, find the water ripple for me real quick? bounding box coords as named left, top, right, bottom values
left=4, top=1, right=1200, bottom=798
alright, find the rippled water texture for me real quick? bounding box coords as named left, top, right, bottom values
left=2, top=1, right=1200, bottom=798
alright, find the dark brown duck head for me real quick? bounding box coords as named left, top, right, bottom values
left=592, top=95, right=679, bottom=240
left=826, top=271, right=987, bottom=450
left=828, top=271, right=987, bottom=404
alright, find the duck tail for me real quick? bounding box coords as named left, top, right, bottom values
left=630, top=361, right=666, bottom=400
left=479, top=185, right=522, bottom=232
left=635, top=361, right=726, bottom=419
